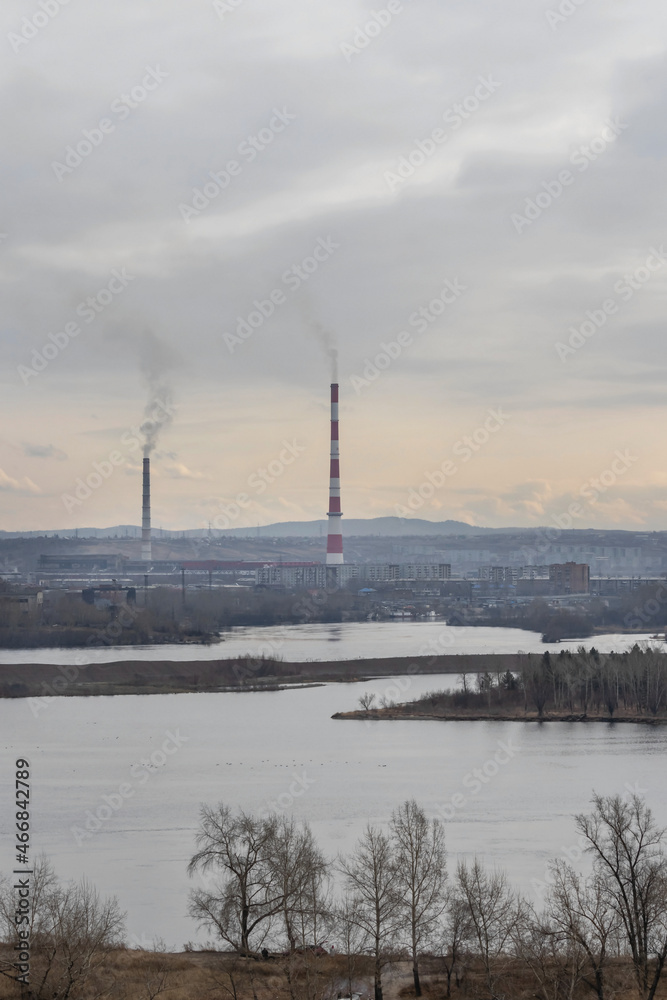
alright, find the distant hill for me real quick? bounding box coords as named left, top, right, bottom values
left=0, top=517, right=485, bottom=540
left=221, top=518, right=487, bottom=538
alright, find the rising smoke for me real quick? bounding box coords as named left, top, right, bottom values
left=295, top=295, right=339, bottom=382
left=138, top=331, right=177, bottom=457
left=313, top=322, right=338, bottom=382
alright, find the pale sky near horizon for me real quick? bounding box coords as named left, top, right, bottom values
left=1, top=0, right=667, bottom=533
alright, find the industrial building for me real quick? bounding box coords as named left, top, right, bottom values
left=39, top=554, right=128, bottom=573
left=363, top=563, right=451, bottom=582
left=548, top=562, right=590, bottom=594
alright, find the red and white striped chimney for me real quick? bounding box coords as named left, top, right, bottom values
left=326, top=383, right=343, bottom=566
left=141, top=456, right=152, bottom=563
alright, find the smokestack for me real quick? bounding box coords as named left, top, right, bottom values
left=141, top=456, right=152, bottom=563
left=326, top=383, right=344, bottom=566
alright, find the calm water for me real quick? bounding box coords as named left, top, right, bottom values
left=1, top=671, right=666, bottom=948
left=0, top=622, right=657, bottom=665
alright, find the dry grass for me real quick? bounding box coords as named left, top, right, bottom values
left=0, top=947, right=371, bottom=1000
left=3, top=949, right=667, bottom=1000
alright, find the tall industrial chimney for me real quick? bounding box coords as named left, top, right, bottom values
left=326, top=383, right=343, bottom=567
left=141, top=456, right=152, bottom=563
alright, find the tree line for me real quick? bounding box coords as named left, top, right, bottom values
left=399, top=646, right=667, bottom=719
left=187, top=793, right=667, bottom=1000
left=522, top=645, right=667, bottom=717
left=2, top=794, right=667, bottom=1000
left=0, top=584, right=369, bottom=649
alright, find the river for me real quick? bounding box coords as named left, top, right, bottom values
left=1, top=623, right=664, bottom=949
left=0, top=621, right=657, bottom=664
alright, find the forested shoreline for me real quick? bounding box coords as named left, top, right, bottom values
left=339, top=646, right=667, bottom=723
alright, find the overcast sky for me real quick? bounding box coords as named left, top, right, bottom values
left=1, top=0, right=666, bottom=533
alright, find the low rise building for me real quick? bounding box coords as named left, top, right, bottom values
left=0, top=591, right=43, bottom=614
left=39, top=553, right=128, bottom=572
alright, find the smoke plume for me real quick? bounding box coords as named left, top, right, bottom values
left=138, top=331, right=177, bottom=457
left=314, top=322, right=338, bottom=382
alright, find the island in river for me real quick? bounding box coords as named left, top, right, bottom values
left=332, top=645, right=667, bottom=725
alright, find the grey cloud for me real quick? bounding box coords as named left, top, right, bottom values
left=21, top=443, right=67, bottom=460
left=2, top=0, right=667, bottom=528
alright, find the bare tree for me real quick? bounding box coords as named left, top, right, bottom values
left=39, top=879, right=124, bottom=1000
left=0, top=858, right=125, bottom=1000
left=141, top=959, right=172, bottom=1000
left=512, top=900, right=589, bottom=1000
left=187, top=804, right=283, bottom=955
left=206, top=957, right=264, bottom=1000
left=333, top=894, right=369, bottom=1000
left=339, top=826, right=399, bottom=1000
left=0, top=854, right=59, bottom=984
left=136, top=938, right=173, bottom=1000
left=358, top=692, right=376, bottom=711
left=389, top=800, right=447, bottom=995
left=455, top=859, right=517, bottom=996
left=544, top=863, right=619, bottom=1000
left=438, top=892, right=470, bottom=998
left=267, top=816, right=330, bottom=953
left=521, top=654, right=552, bottom=718
left=475, top=672, right=495, bottom=709
left=576, top=793, right=667, bottom=1000
left=205, top=957, right=247, bottom=1000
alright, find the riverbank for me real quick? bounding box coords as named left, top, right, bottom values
left=0, top=626, right=221, bottom=649
left=332, top=708, right=667, bottom=725
left=0, top=621, right=658, bottom=650
left=0, top=652, right=525, bottom=698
